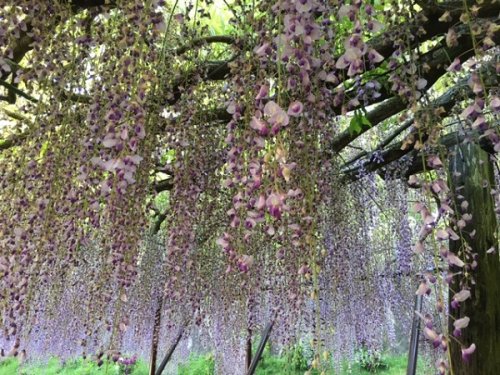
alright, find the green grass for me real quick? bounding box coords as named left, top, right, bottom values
left=174, top=352, right=427, bottom=375
left=0, top=353, right=430, bottom=375
left=0, top=357, right=149, bottom=375
left=178, top=354, right=215, bottom=375
left=0, top=358, right=18, bottom=374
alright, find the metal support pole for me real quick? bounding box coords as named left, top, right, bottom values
left=247, top=320, right=274, bottom=375
left=406, top=294, right=423, bottom=375
left=155, top=325, right=185, bottom=375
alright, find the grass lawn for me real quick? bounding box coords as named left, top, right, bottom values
left=1, top=353, right=430, bottom=374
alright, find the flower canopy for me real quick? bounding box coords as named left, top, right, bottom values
left=0, top=0, right=499, bottom=373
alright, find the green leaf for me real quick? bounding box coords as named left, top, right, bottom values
left=348, top=111, right=371, bottom=136
left=160, top=148, right=176, bottom=164
left=361, top=115, right=372, bottom=127
left=39, top=140, right=49, bottom=158
left=348, top=116, right=363, bottom=135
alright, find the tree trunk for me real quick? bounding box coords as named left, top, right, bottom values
left=448, top=143, right=500, bottom=375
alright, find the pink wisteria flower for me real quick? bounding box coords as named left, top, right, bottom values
left=254, top=42, right=270, bottom=57
left=447, top=252, right=465, bottom=268
left=436, top=359, right=448, bottom=375
left=461, top=343, right=476, bottom=362
left=451, top=289, right=471, bottom=309
left=462, top=99, right=483, bottom=119
left=453, top=316, right=470, bottom=336
left=435, top=229, right=449, bottom=241
left=446, top=28, right=458, bottom=47
left=366, top=19, right=384, bottom=33
left=237, top=255, right=254, bottom=273
left=287, top=101, right=304, bottom=117
left=336, top=36, right=384, bottom=76
left=118, top=354, right=138, bottom=367
left=266, top=193, right=285, bottom=220
left=490, top=96, right=500, bottom=112
left=264, top=101, right=289, bottom=126
left=255, top=84, right=269, bottom=100
left=447, top=58, right=462, bottom=72
left=427, top=155, right=443, bottom=169
left=250, top=116, right=269, bottom=136
left=335, top=45, right=364, bottom=76
left=423, top=326, right=441, bottom=348
left=255, top=194, right=266, bottom=211
left=416, top=281, right=431, bottom=295
left=295, top=0, right=313, bottom=14
left=338, top=4, right=355, bottom=20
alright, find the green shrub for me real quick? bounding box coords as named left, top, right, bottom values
left=354, top=348, right=388, bottom=373
left=178, top=354, right=215, bottom=375
left=285, top=344, right=309, bottom=371
left=0, top=358, right=19, bottom=374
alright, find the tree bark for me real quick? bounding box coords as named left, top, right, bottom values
left=448, top=143, right=500, bottom=375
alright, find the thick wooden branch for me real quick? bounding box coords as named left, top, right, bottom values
left=345, top=124, right=500, bottom=181
left=366, top=0, right=499, bottom=62
left=0, top=132, right=29, bottom=151
left=401, top=128, right=498, bottom=177
left=67, top=0, right=116, bottom=10
left=154, top=179, right=173, bottom=193
left=247, top=320, right=274, bottom=375
left=344, top=117, right=414, bottom=168
left=324, top=0, right=499, bottom=94
left=330, top=25, right=498, bottom=154
left=344, top=125, right=499, bottom=181
left=174, top=35, right=235, bottom=56
left=58, top=53, right=235, bottom=107
left=0, top=80, right=38, bottom=103
left=329, top=96, right=405, bottom=153
left=183, top=24, right=490, bottom=137
left=0, top=31, right=32, bottom=82
left=154, top=325, right=185, bottom=375
left=447, top=142, right=500, bottom=375
left=166, top=58, right=234, bottom=106
left=4, top=109, right=28, bottom=121
left=343, top=69, right=492, bottom=168
left=0, top=138, right=16, bottom=150
left=151, top=211, right=168, bottom=235
left=167, top=1, right=498, bottom=106
left=341, top=62, right=498, bottom=179
left=1, top=2, right=112, bottom=102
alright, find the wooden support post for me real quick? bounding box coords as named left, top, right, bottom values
left=245, top=328, right=252, bottom=370
left=149, top=295, right=164, bottom=375
left=155, top=325, right=185, bottom=375
left=406, top=294, right=423, bottom=375
left=247, top=321, right=274, bottom=375
left=447, top=143, right=500, bottom=374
